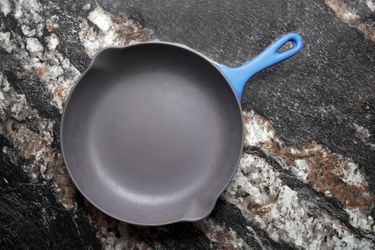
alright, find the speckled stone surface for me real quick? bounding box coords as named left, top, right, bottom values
left=1, top=0, right=374, bottom=249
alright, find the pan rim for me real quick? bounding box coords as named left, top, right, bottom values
left=60, top=41, right=245, bottom=226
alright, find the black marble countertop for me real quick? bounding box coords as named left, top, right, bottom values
left=1, top=0, right=375, bottom=249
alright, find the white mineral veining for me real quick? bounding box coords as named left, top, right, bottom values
left=21, top=25, right=36, bottom=37
left=325, top=0, right=375, bottom=43
left=80, top=7, right=152, bottom=58
left=31, top=172, right=37, bottom=180
left=354, top=123, right=375, bottom=150
left=13, top=0, right=43, bottom=23
left=10, top=102, right=24, bottom=116
left=26, top=37, right=43, bottom=53
left=42, top=65, right=64, bottom=81
left=341, top=161, right=368, bottom=186
left=328, top=146, right=367, bottom=187
left=266, top=186, right=303, bottom=244
left=0, top=30, right=78, bottom=209
left=198, top=218, right=248, bottom=249
left=290, top=143, right=368, bottom=187
left=4, top=3, right=80, bottom=109
left=13, top=0, right=44, bottom=40
left=88, top=6, right=113, bottom=32
left=325, top=0, right=360, bottom=23
left=293, top=159, right=309, bottom=182
left=79, top=18, right=120, bottom=58
left=223, top=153, right=374, bottom=249
left=345, top=208, right=375, bottom=233
left=46, top=33, right=59, bottom=50
left=1, top=86, right=70, bottom=207
left=0, top=32, right=17, bottom=53
left=0, top=0, right=11, bottom=16
left=95, top=223, right=151, bottom=250
left=82, top=3, right=91, bottom=11
left=0, top=75, right=8, bottom=104
left=354, top=123, right=372, bottom=139
left=41, top=52, right=80, bottom=107
left=0, top=79, right=40, bottom=127
left=40, top=164, right=47, bottom=176
left=245, top=225, right=269, bottom=248
left=1, top=74, right=10, bottom=92
left=243, top=111, right=277, bottom=146
left=224, top=154, right=280, bottom=216
left=225, top=156, right=267, bottom=206
left=367, top=0, right=375, bottom=12
left=36, top=22, right=44, bottom=37
left=341, top=9, right=360, bottom=22
left=242, top=111, right=374, bottom=239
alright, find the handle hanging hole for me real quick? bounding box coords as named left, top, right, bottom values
left=278, top=41, right=295, bottom=53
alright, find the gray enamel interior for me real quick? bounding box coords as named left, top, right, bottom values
left=61, top=43, right=244, bottom=225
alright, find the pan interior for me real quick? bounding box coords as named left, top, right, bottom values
left=61, top=44, right=243, bottom=225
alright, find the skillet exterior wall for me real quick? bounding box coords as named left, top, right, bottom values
left=1, top=0, right=375, bottom=249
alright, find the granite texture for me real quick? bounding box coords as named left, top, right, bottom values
left=0, top=0, right=374, bottom=249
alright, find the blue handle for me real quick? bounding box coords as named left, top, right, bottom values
left=217, top=33, right=303, bottom=99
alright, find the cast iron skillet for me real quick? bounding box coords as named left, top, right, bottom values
left=61, top=33, right=303, bottom=225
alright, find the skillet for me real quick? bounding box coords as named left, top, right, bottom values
left=61, top=33, right=303, bottom=225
